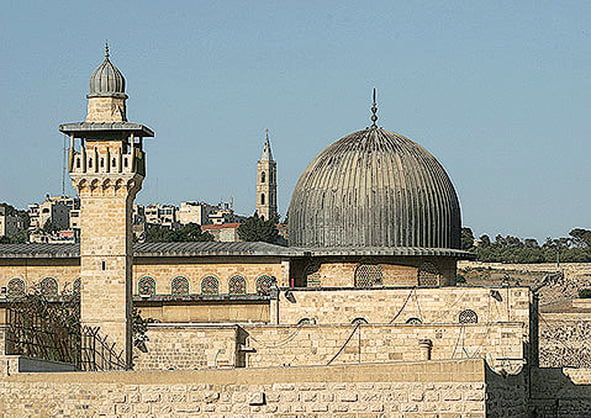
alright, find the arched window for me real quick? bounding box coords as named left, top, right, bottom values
left=269, top=171, right=274, bottom=183
left=201, top=276, right=219, bottom=295
left=171, top=276, right=189, bottom=296
left=261, top=171, right=266, bottom=183
left=72, top=278, right=81, bottom=295
left=7, top=278, right=25, bottom=299
left=138, top=276, right=156, bottom=296
left=459, top=309, right=478, bottom=324
left=354, top=264, right=383, bottom=288
left=418, top=262, right=440, bottom=287
left=406, top=317, right=422, bottom=325
left=351, top=317, right=368, bottom=325
left=261, top=193, right=265, bottom=205
left=40, top=277, right=58, bottom=297
left=228, top=275, right=247, bottom=295
left=256, top=275, right=275, bottom=295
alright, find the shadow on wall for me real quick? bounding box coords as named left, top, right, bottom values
left=529, top=367, right=591, bottom=417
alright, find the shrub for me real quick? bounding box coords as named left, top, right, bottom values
left=578, top=289, right=591, bottom=299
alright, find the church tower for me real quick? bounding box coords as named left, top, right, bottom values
left=256, top=130, right=278, bottom=220
left=59, top=44, right=154, bottom=367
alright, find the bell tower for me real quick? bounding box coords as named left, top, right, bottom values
left=256, top=130, right=278, bottom=220
left=59, top=43, right=154, bottom=367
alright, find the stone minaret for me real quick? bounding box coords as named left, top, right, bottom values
left=59, top=43, right=154, bottom=367
left=256, top=130, right=277, bottom=220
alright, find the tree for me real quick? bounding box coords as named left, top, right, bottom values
left=461, top=227, right=475, bottom=250
left=145, top=223, right=213, bottom=243
left=237, top=213, right=280, bottom=244
left=569, top=228, right=591, bottom=248
left=479, top=234, right=491, bottom=247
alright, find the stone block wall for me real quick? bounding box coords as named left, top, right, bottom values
left=277, top=287, right=532, bottom=329
left=243, top=323, right=524, bottom=370
left=0, top=359, right=494, bottom=417
left=133, top=324, right=243, bottom=371
left=530, top=367, right=591, bottom=417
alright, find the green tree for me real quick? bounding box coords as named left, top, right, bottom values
left=569, top=228, right=591, bottom=248
left=237, top=213, right=280, bottom=244
left=145, top=223, right=213, bottom=243
left=461, top=227, right=475, bottom=250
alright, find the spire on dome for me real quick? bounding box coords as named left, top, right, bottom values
left=370, top=88, right=378, bottom=128
left=105, top=40, right=110, bottom=58
left=260, top=129, right=274, bottom=161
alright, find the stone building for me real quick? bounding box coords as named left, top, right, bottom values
left=0, top=48, right=589, bottom=417
left=28, top=195, right=78, bottom=232
left=255, top=130, right=278, bottom=220
left=0, top=207, right=22, bottom=239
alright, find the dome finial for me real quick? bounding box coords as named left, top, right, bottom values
left=370, top=88, right=378, bottom=128
left=105, top=40, right=110, bottom=58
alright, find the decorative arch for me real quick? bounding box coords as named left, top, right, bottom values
left=201, top=276, right=219, bottom=295
left=418, top=262, right=440, bottom=287
left=40, top=277, right=58, bottom=297
left=228, top=275, right=247, bottom=295
left=72, top=278, right=81, bottom=295
left=138, top=276, right=156, bottom=296
left=171, top=276, right=189, bottom=296
left=459, top=309, right=478, bottom=324
left=7, top=278, right=25, bottom=298
left=351, top=317, right=369, bottom=325
left=256, top=275, right=275, bottom=295
left=354, top=264, right=383, bottom=288
left=406, top=317, right=422, bottom=325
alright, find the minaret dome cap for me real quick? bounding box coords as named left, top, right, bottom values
left=88, top=42, right=127, bottom=98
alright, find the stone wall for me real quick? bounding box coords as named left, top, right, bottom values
left=276, top=287, right=532, bottom=329
left=530, top=367, right=591, bottom=417
left=244, top=323, right=524, bottom=370
left=0, top=359, right=492, bottom=417
left=133, top=324, right=244, bottom=371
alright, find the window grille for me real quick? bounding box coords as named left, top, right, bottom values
left=7, top=278, right=25, bottom=298
left=354, top=264, right=383, bottom=288
left=138, top=276, right=156, bottom=296
left=418, top=262, right=440, bottom=287
left=256, top=275, right=275, bottom=295
left=459, top=309, right=478, bottom=324
left=40, top=277, right=58, bottom=297
left=171, top=276, right=189, bottom=296
left=406, top=317, right=422, bottom=324
left=201, top=276, right=219, bottom=295
left=228, top=275, right=247, bottom=295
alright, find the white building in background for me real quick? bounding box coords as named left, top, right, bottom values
left=178, top=201, right=218, bottom=225
left=28, top=195, right=79, bottom=232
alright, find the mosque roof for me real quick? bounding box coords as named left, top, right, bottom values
left=88, top=42, right=126, bottom=98
left=288, top=90, right=462, bottom=252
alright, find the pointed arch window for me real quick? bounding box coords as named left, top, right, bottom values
left=261, top=171, right=266, bottom=183
left=138, top=276, right=156, bottom=296
left=228, top=275, right=247, bottom=295
left=201, top=276, right=219, bottom=295
left=261, top=193, right=265, bottom=205
left=7, top=278, right=25, bottom=299
left=40, top=277, right=58, bottom=297
left=171, top=276, right=189, bottom=296
left=256, top=275, right=275, bottom=296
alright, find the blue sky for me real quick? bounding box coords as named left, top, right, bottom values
left=1, top=1, right=590, bottom=241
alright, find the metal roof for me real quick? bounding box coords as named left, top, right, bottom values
left=0, top=242, right=297, bottom=259
left=289, top=126, right=462, bottom=250
left=59, top=122, right=154, bottom=138
left=296, top=247, right=475, bottom=259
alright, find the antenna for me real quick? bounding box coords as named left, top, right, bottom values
left=61, top=134, right=67, bottom=196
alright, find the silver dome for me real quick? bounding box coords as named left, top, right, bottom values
left=88, top=44, right=126, bottom=97
left=288, top=127, right=461, bottom=249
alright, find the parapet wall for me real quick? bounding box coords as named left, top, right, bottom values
left=0, top=359, right=493, bottom=417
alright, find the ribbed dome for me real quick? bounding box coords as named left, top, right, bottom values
left=288, top=127, right=461, bottom=249
left=88, top=46, right=126, bottom=97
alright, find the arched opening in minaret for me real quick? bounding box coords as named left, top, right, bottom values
left=261, top=171, right=266, bottom=183
left=261, top=193, right=265, bottom=205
